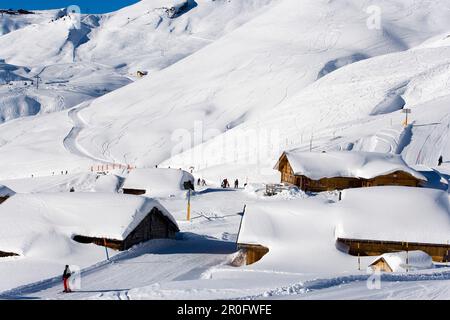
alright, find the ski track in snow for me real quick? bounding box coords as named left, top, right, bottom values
left=247, top=268, right=450, bottom=299
left=63, top=102, right=123, bottom=166
left=0, top=237, right=236, bottom=300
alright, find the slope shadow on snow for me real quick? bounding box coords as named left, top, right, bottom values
left=113, top=234, right=237, bottom=264
left=317, top=53, right=369, bottom=79
left=370, top=83, right=408, bottom=116
left=395, top=124, right=413, bottom=154
left=172, top=0, right=198, bottom=18
left=195, top=188, right=238, bottom=195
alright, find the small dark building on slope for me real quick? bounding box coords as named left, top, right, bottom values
left=0, top=185, right=15, bottom=204
left=122, top=168, right=195, bottom=196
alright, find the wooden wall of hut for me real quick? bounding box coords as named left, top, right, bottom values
left=363, top=171, right=421, bottom=187
left=370, top=258, right=393, bottom=272
left=122, top=188, right=146, bottom=195
left=278, top=156, right=297, bottom=185
left=297, top=176, right=362, bottom=192
left=238, top=244, right=269, bottom=265
left=72, top=235, right=123, bottom=250
left=0, top=250, right=19, bottom=258
left=337, top=237, right=450, bottom=262
left=123, top=207, right=177, bottom=249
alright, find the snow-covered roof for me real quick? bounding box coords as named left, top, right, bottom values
left=277, top=150, right=426, bottom=181
left=237, top=186, right=449, bottom=273
left=0, top=193, right=178, bottom=255
left=0, top=184, right=15, bottom=197
left=335, top=186, right=450, bottom=244
left=122, top=168, right=194, bottom=197
left=370, top=251, right=433, bottom=272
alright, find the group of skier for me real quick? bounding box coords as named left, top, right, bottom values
left=221, top=178, right=239, bottom=189
left=196, top=178, right=207, bottom=186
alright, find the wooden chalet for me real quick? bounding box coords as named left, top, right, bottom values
left=122, top=168, right=195, bottom=196
left=368, top=250, right=433, bottom=273
left=370, top=256, right=393, bottom=272
left=275, top=150, right=426, bottom=192
left=73, top=206, right=179, bottom=251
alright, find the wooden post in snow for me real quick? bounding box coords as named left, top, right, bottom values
left=103, top=237, right=110, bottom=261
left=402, top=108, right=411, bottom=127
left=406, top=241, right=409, bottom=273
left=186, top=189, right=191, bottom=221
left=357, top=242, right=361, bottom=271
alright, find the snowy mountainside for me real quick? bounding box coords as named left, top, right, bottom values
left=0, top=0, right=275, bottom=123
left=0, top=0, right=275, bottom=69
left=72, top=0, right=450, bottom=169
left=0, top=9, right=61, bottom=36
left=165, top=29, right=450, bottom=175
left=1, top=0, right=450, bottom=178
left=1, top=0, right=450, bottom=301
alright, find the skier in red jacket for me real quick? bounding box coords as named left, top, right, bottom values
left=63, top=265, right=72, bottom=293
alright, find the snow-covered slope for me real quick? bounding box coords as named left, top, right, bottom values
left=76, top=0, right=450, bottom=168
left=0, top=9, right=61, bottom=36
left=0, top=0, right=275, bottom=123
left=165, top=28, right=450, bottom=178
left=0, top=0, right=450, bottom=179
left=1, top=0, right=450, bottom=300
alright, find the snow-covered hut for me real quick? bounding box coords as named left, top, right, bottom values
left=274, top=150, right=426, bottom=192
left=236, top=186, right=450, bottom=271
left=368, top=251, right=433, bottom=272
left=122, top=168, right=194, bottom=197
left=0, top=193, right=179, bottom=256
left=335, top=186, right=450, bottom=262
left=0, top=184, right=15, bottom=204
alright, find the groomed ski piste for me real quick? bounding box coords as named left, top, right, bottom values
left=0, top=0, right=450, bottom=300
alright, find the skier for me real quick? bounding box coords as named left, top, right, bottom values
left=62, top=265, right=72, bottom=293
left=438, top=155, right=443, bottom=166
left=197, top=178, right=201, bottom=186
left=234, top=179, right=239, bottom=189
left=69, top=187, right=75, bottom=192
left=201, top=179, right=207, bottom=186
left=223, top=178, right=230, bottom=188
